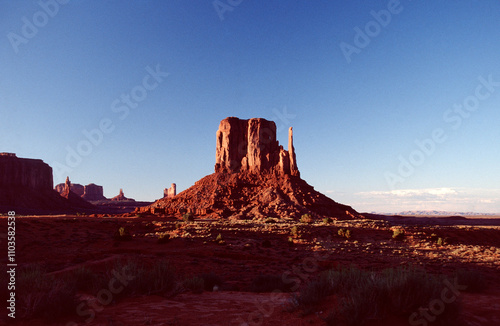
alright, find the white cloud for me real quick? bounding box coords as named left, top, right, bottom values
left=326, top=187, right=500, bottom=214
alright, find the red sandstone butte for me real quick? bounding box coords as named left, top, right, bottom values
left=142, top=117, right=361, bottom=220
left=164, top=183, right=176, bottom=198
left=111, top=188, right=135, bottom=202
left=215, top=117, right=299, bottom=176
left=0, top=154, right=94, bottom=213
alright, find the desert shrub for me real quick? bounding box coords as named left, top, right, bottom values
left=17, top=264, right=77, bottom=321
left=326, top=285, right=386, bottom=326
left=290, top=226, right=299, bottom=237
left=295, top=265, right=460, bottom=326
left=338, top=228, right=352, bottom=239
left=182, top=212, right=194, bottom=222
left=294, top=278, right=332, bottom=311
left=199, top=272, right=223, bottom=291
left=392, top=228, right=405, bottom=241
left=114, top=259, right=176, bottom=295
left=157, top=233, right=170, bottom=244
left=250, top=274, right=293, bottom=293
left=183, top=276, right=205, bottom=293
left=67, top=266, right=105, bottom=293
left=323, top=217, right=333, bottom=224
left=300, top=214, right=313, bottom=223
left=377, top=266, right=442, bottom=315
left=113, top=226, right=132, bottom=241
left=453, top=268, right=487, bottom=293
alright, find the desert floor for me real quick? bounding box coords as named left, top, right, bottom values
left=2, top=214, right=500, bottom=325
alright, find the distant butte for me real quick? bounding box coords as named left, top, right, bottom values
left=0, top=153, right=94, bottom=214
left=111, top=188, right=135, bottom=202
left=142, top=117, right=362, bottom=220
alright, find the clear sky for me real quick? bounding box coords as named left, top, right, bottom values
left=1, top=0, right=499, bottom=213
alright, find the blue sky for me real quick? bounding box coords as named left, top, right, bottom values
left=1, top=0, right=499, bottom=213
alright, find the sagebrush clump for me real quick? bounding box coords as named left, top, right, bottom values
left=392, top=228, right=405, bottom=240
left=292, top=265, right=463, bottom=326
left=338, top=228, right=352, bottom=239
left=182, top=212, right=194, bottom=222
left=300, top=214, right=313, bottom=223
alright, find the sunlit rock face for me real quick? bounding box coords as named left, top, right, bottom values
left=215, top=117, right=299, bottom=177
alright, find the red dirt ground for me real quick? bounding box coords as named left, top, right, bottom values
left=1, top=214, right=499, bottom=325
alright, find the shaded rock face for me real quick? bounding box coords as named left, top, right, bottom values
left=0, top=155, right=94, bottom=214
left=0, top=153, right=53, bottom=191
left=143, top=117, right=361, bottom=221
left=215, top=117, right=299, bottom=177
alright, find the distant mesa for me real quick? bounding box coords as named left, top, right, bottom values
left=111, top=188, right=135, bottom=202
left=83, top=183, right=106, bottom=201
left=164, top=183, right=176, bottom=198
left=0, top=153, right=94, bottom=214
left=55, top=179, right=106, bottom=201
left=58, top=176, right=95, bottom=209
left=142, top=117, right=361, bottom=220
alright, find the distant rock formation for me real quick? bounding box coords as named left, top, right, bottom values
left=215, top=117, right=300, bottom=176
left=142, top=117, right=361, bottom=220
left=55, top=178, right=84, bottom=196
left=111, top=188, right=134, bottom=202
left=0, top=153, right=53, bottom=190
left=55, top=181, right=106, bottom=201
left=59, top=177, right=95, bottom=209
left=82, top=183, right=106, bottom=201
left=164, top=183, right=176, bottom=198
left=0, top=154, right=94, bottom=214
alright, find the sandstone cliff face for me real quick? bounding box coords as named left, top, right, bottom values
left=0, top=153, right=53, bottom=190
left=143, top=117, right=360, bottom=220
left=215, top=117, right=299, bottom=176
